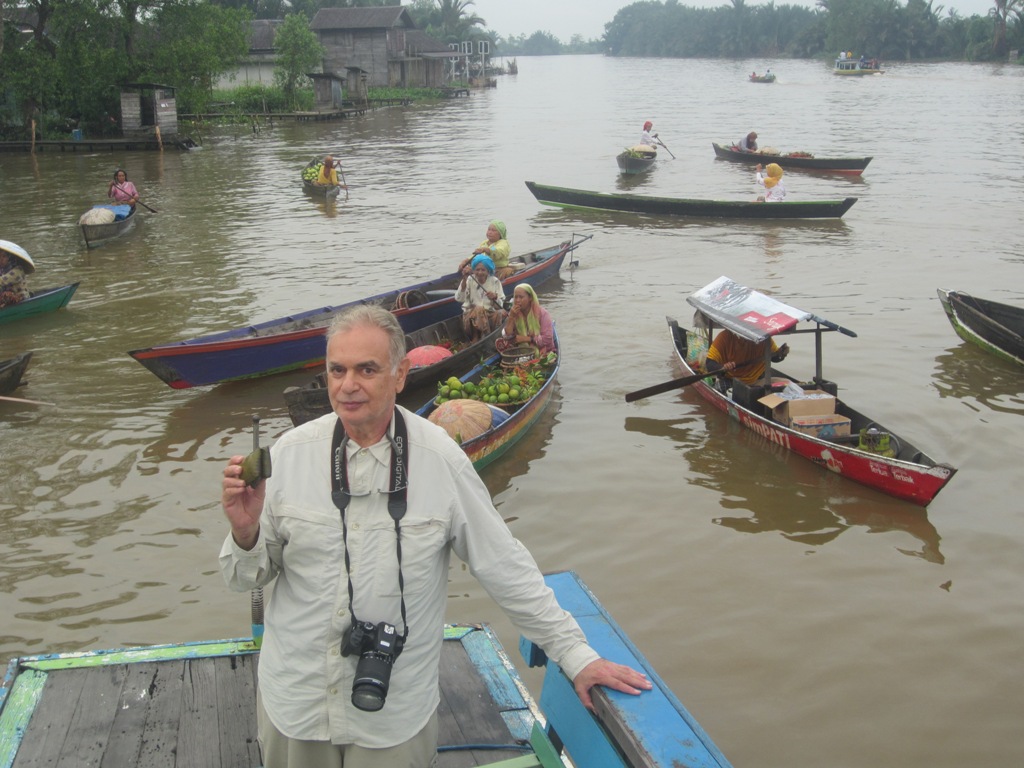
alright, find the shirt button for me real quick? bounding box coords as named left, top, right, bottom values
left=353, top=522, right=360, bottom=530
left=330, top=687, right=338, bottom=695
left=331, top=648, right=339, bottom=656
left=337, top=609, right=347, bottom=617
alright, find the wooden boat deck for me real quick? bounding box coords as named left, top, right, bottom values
left=1, top=571, right=731, bottom=768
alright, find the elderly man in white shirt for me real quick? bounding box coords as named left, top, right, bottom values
left=220, top=304, right=651, bottom=768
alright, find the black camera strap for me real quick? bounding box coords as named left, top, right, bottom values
left=330, top=408, right=409, bottom=644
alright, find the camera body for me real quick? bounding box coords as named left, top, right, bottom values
left=341, top=620, right=404, bottom=712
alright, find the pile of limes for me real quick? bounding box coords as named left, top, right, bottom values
left=433, top=356, right=556, bottom=408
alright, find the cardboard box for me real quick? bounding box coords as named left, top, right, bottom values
left=790, top=414, right=852, bottom=439
left=758, top=389, right=836, bottom=424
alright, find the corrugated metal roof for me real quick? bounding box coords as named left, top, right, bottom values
left=310, top=6, right=414, bottom=31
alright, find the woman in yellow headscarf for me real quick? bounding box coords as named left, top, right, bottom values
left=755, top=163, right=786, bottom=202
left=495, top=283, right=554, bottom=355
left=471, top=220, right=512, bottom=279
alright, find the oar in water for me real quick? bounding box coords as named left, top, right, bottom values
left=0, top=394, right=56, bottom=406
left=338, top=164, right=349, bottom=201
left=656, top=138, right=676, bottom=159
left=624, top=356, right=762, bottom=403
left=113, top=183, right=158, bottom=213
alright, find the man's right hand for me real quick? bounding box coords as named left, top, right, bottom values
left=222, top=455, right=264, bottom=550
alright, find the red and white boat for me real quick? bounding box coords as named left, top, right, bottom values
left=655, top=277, right=955, bottom=506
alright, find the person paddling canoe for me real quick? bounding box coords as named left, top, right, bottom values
left=108, top=169, right=139, bottom=210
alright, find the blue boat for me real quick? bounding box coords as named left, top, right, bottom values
left=0, top=571, right=731, bottom=767
left=128, top=236, right=589, bottom=389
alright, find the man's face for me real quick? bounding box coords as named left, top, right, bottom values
left=326, top=324, right=409, bottom=445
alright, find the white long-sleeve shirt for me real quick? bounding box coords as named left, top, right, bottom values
left=220, top=408, right=598, bottom=747
left=756, top=171, right=787, bottom=202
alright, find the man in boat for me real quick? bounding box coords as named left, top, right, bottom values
left=219, top=305, right=651, bottom=768
left=736, top=131, right=758, bottom=152
left=704, top=327, right=789, bottom=389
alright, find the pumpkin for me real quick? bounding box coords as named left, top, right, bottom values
left=428, top=399, right=492, bottom=443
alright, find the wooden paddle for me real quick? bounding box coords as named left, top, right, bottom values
left=113, top=182, right=158, bottom=213
left=0, top=394, right=55, bottom=406
left=624, top=356, right=763, bottom=403
left=338, top=164, right=349, bottom=201
left=656, top=138, right=676, bottom=159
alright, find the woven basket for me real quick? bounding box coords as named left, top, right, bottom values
left=500, top=344, right=538, bottom=369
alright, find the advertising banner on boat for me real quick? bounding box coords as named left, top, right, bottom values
left=687, top=275, right=811, bottom=342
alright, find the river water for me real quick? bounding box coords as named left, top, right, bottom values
left=2, top=56, right=1023, bottom=766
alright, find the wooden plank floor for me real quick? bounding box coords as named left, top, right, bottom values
left=4, top=629, right=539, bottom=768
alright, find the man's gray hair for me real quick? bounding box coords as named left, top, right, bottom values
left=326, top=305, right=407, bottom=372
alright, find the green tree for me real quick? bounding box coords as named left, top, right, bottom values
left=273, top=12, right=324, bottom=109
left=990, top=0, right=1022, bottom=58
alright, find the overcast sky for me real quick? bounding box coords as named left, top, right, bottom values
left=471, top=0, right=997, bottom=43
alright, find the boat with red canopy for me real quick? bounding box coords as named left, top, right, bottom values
left=633, top=277, right=955, bottom=505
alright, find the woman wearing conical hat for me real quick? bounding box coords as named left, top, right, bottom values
left=0, top=240, right=34, bottom=308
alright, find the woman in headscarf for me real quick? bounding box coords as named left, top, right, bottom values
left=639, top=121, right=658, bottom=148
left=471, top=221, right=512, bottom=279
left=317, top=156, right=339, bottom=186
left=755, top=163, right=786, bottom=202
left=455, top=254, right=506, bottom=342
left=496, top=283, right=554, bottom=356
left=0, top=241, right=34, bottom=308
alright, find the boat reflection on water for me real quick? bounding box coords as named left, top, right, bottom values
left=479, top=391, right=562, bottom=507
left=624, top=412, right=944, bottom=564
left=932, top=346, right=1024, bottom=417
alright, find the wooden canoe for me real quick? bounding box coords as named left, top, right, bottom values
left=0, top=283, right=79, bottom=326
left=301, top=158, right=342, bottom=199
left=525, top=181, right=857, bottom=220
left=748, top=73, right=776, bottom=83
left=0, top=352, right=33, bottom=396
left=416, top=335, right=559, bottom=472
left=661, top=315, right=955, bottom=506
left=128, top=236, right=588, bottom=389
left=282, top=315, right=504, bottom=427
left=616, top=148, right=656, bottom=174
left=712, top=142, right=872, bottom=175
left=0, top=570, right=732, bottom=768
left=80, top=206, right=137, bottom=248
left=937, top=289, right=1024, bottom=367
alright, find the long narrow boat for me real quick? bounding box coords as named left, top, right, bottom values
left=616, top=147, right=657, bottom=174
left=80, top=205, right=137, bottom=248
left=712, top=142, right=872, bottom=175
left=0, top=570, right=732, bottom=768
left=0, top=352, right=33, bottom=396
left=301, top=158, right=342, bottom=199
left=282, top=315, right=504, bottom=427
left=0, top=283, right=80, bottom=326
left=526, top=181, right=857, bottom=220
left=937, top=289, right=1024, bottom=367
left=748, top=73, right=776, bottom=83
left=416, top=335, right=560, bottom=471
left=647, top=277, right=955, bottom=506
left=129, top=236, right=587, bottom=389
left=834, top=56, right=885, bottom=75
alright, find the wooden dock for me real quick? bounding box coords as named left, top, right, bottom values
left=0, top=136, right=197, bottom=153
left=0, top=571, right=733, bottom=768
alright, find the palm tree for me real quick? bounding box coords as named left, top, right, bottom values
left=990, top=0, right=1021, bottom=59
left=433, top=0, right=486, bottom=43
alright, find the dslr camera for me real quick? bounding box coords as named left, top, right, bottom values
left=341, top=620, right=405, bottom=712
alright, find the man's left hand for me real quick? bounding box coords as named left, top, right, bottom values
left=573, top=659, right=653, bottom=711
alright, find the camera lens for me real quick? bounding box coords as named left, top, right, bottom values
left=351, top=651, right=394, bottom=712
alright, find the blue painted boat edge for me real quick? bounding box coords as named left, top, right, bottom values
left=523, top=570, right=733, bottom=768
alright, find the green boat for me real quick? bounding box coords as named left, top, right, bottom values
left=0, top=283, right=80, bottom=326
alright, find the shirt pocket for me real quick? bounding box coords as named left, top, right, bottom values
left=370, top=518, right=448, bottom=597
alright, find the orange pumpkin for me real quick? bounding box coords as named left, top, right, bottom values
left=428, top=399, right=492, bottom=443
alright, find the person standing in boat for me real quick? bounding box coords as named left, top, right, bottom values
left=639, top=120, right=658, bottom=149
left=705, top=328, right=789, bottom=387
left=317, top=155, right=340, bottom=186
left=736, top=131, right=758, bottom=152
left=107, top=169, right=139, bottom=210
left=219, top=305, right=651, bottom=768
left=755, top=163, right=786, bottom=202
left=0, top=241, right=33, bottom=308
left=470, top=220, right=512, bottom=280
left=455, top=253, right=505, bottom=342
left=496, top=283, right=555, bottom=356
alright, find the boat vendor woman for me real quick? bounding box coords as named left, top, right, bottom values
left=455, top=253, right=506, bottom=342
left=0, top=240, right=34, bottom=308
left=108, top=169, right=139, bottom=209
left=317, top=155, right=339, bottom=186
left=639, top=121, right=658, bottom=148
left=755, top=163, right=786, bottom=202
left=704, top=328, right=789, bottom=387
left=470, top=220, right=513, bottom=280
left=736, top=131, right=758, bottom=152
left=496, top=283, right=555, bottom=356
